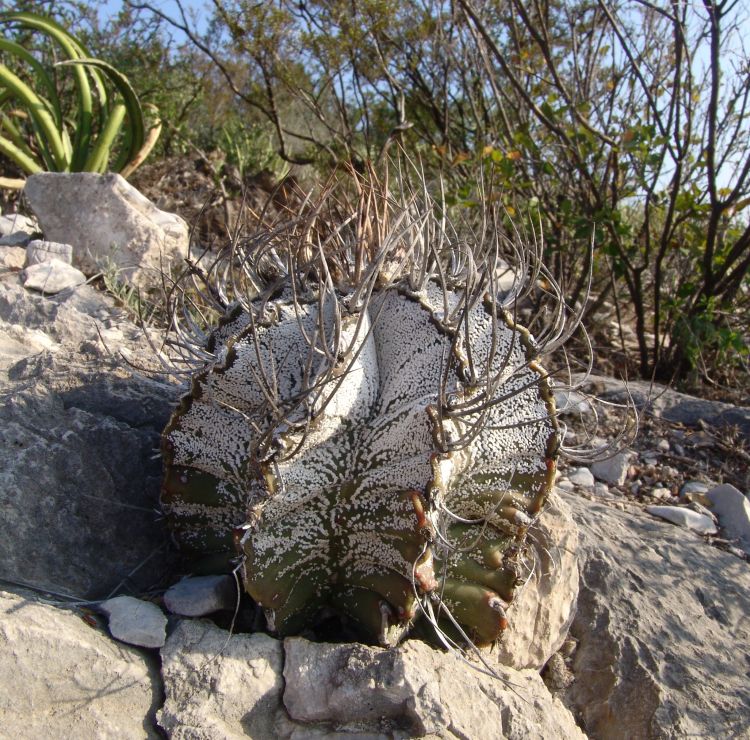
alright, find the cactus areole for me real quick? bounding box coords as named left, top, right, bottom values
left=161, top=192, right=560, bottom=648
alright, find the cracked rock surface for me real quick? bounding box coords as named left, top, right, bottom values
left=0, top=590, right=161, bottom=738
left=158, top=619, right=584, bottom=739
left=562, top=490, right=750, bottom=739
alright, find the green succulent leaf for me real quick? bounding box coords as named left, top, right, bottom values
left=0, top=62, right=67, bottom=171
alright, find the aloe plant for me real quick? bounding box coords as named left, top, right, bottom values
left=0, top=11, right=160, bottom=179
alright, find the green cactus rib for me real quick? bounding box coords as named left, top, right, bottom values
left=162, top=265, right=559, bottom=646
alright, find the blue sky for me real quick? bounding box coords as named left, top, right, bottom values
left=98, top=0, right=209, bottom=37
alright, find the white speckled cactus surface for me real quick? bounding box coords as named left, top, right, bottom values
left=161, top=177, right=563, bottom=647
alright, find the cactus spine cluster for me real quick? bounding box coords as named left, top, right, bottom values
left=161, top=172, right=565, bottom=647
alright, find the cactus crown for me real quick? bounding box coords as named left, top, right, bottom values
left=160, top=160, right=593, bottom=651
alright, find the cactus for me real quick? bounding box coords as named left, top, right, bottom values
left=161, top=172, right=570, bottom=648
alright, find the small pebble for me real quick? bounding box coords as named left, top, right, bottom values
left=594, top=482, right=610, bottom=497
left=163, top=574, right=236, bottom=617
left=680, top=480, right=710, bottom=497
left=642, top=455, right=659, bottom=467
left=682, top=491, right=712, bottom=507
left=591, top=451, right=632, bottom=486
left=556, top=478, right=575, bottom=492
left=656, top=438, right=670, bottom=452
left=99, top=595, right=167, bottom=648
left=650, top=487, right=672, bottom=500
left=568, top=467, right=595, bottom=488
left=673, top=443, right=685, bottom=456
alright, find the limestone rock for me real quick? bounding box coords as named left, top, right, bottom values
left=24, top=172, right=188, bottom=288
left=164, top=574, right=237, bottom=617
left=0, top=277, right=178, bottom=599
left=158, top=619, right=584, bottom=739
left=101, top=595, right=167, bottom=648
left=494, top=492, right=579, bottom=670
left=158, top=620, right=288, bottom=739
left=23, top=258, right=86, bottom=294
left=0, top=589, right=160, bottom=738
left=706, top=483, right=750, bottom=549
left=594, top=376, right=750, bottom=439
left=26, top=238, right=73, bottom=265
left=563, top=491, right=750, bottom=738
left=282, top=637, right=585, bottom=739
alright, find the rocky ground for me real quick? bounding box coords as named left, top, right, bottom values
left=0, top=180, right=749, bottom=738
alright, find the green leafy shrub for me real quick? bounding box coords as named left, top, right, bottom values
left=0, top=11, right=160, bottom=179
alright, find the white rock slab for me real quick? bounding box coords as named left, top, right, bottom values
left=26, top=239, right=73, bottom=265
left=24, top=172, right=188, bottom=288
left=0, top=590, right=160, bottom=738
left=706, top=483, right=750, bottom=549
left=23, top=258, right=86, bottom=294
left=645, top=505, right=718, bottom=535
left=159, top=620, right=584, bottom=739
left=100, top=595, right=167, bottom=648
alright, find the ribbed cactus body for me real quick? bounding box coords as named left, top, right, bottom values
left=162, top=266, right=558, bottom=645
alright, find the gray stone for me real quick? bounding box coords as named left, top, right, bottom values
left=26, top=238, right=73, bottom=265
left=591, top=450, right=632, bottom=486
left=0, top=230, right=33, bottom=247
left=23, top=258, right=86, bottom=294
left=0, top=212, right=37, bottom=235
left=24, top=172, right=188, bottom=288
left=706, top=483, right=750, bottom=549
left=593, top=482, right=611, bottom=497
left=645, top=504, right=719, bottom=535
left=593, top=376, right=750, bottom=440
left=563, top=491, right=750, bottom=738
left=0, top=589, right=160, bottom=738
left=568, top=466, right=595, bottom=488
left=100, top=595, right=167, bottom=648
left=556, top=477, right=575, bottom=491
left=494, top=492, right=579, bottom=670
left=680, top=480, right=710, bottom=497
left=164, top=574, right=237, bottom=617
left=0, top=278, right=178, bottom=600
